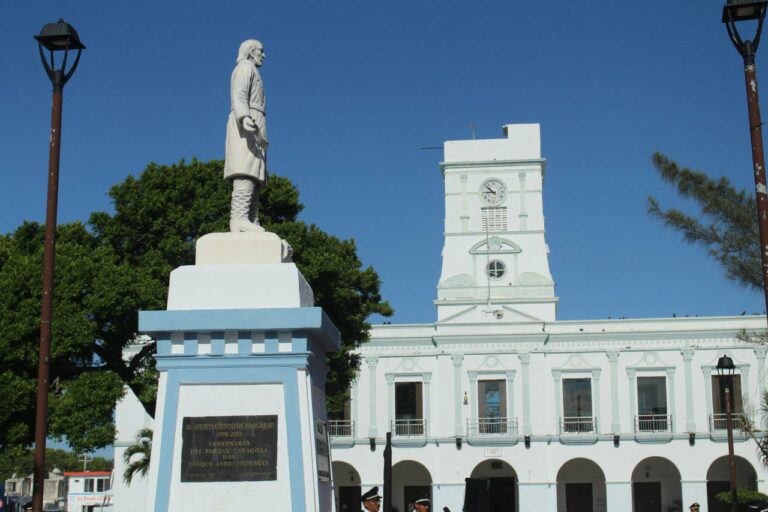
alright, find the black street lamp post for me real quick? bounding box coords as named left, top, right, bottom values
left=717, top=354, right=739, bottom=512
left=723, top=0, right=768, bottom=323
left=31, top=19, right=84, bottom=512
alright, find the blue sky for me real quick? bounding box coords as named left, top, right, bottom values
left=1, top=0, right=765, bottom=324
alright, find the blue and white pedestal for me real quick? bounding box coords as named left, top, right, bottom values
left=141, top=232, right=340, bottom=512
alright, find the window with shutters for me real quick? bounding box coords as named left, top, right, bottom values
left=481, top=207, right=507, bottom=231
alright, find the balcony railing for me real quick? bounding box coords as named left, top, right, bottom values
left=392, top=418, right=426, bottom=437
left=328, top=420, right=354, bottom=438
left=561, top=416, right=597, bottom=434
left=710, top=413, right=747, bottom=431
left=635, top=414, right=672, bottom=433
left=467, top=417, right=518, bottom=436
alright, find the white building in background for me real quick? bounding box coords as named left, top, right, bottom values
left=112, top=124, right=768, bottom=512
left=328, top=124, right=768, bottom=512
left=65, top=471, right=112, bottom=512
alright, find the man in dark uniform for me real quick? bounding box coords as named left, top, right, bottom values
left=414, top=496, right=430, bottom=512
left=361, top=487, right=382, bottom=512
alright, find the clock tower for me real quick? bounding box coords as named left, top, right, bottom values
left=436, top=124, right=557, bottom=323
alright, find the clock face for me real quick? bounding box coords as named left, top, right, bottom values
left=480, top=178, right=507, bottom=206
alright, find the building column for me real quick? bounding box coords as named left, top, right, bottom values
left=682, top=348, right=696, bottom=432
left=518, top=483, right=556, bottom=512
left=423, top=373, right=432, bottom=438
left=432, top=483, right=465, bottom=512
left=592, top=369, right=602, bottom=433
left=681, top=480, right=708, bottom=511
left=702, top=366, right=713, bottom=432
left=666, top=367, right=677, bottom=432
left=468, top=371, right=478, bottom=426
left=385, top=373, right=395, bottom=435
left=518, top=172, right=528, bottom=230
left=607, top=351, right=621, bottom=433
left=627, top=369, right=636, bottom=433
left=552, top=370, right=562, bottom=434
left=452, top=354, right=464, bottom=437
left=366, top=356, right=378, bottom=438
left=605, top=482, right=632, bottom=511
left=460, top=174, right=469, bottom=232
left=520, top=352, right=532, bottom=435
left=505, top=370, right=516, bottom=432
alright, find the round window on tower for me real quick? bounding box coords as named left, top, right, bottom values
left=487, top=260, right=506, bottom=280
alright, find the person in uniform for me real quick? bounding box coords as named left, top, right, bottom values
left=224, top=39, right=268, bottom=232
left=689, top=503, right=700, bottom=512
left=361, top=487, right=382, bottom=512
left=414, top=496, right=430, bottom=512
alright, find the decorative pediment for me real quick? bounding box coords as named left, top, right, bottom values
left=469, top=236, right=521, bottom=255
left=627, top=351, right=674, bottom=369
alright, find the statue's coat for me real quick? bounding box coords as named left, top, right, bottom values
left=224, top=60, right=267, bottom=182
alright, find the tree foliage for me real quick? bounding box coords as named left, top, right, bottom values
left=716, top=487, right=768, bottom=510
left=122, top=428, right=152, bottom=484
left=0, top=448, right=112, bottom=481
left=648, top=152, right=760, bottom=290
left=0, top=158, right=391, bottom=463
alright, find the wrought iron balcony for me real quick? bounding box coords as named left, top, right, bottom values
left=635, top=414, right=672, bottom=433
left=392, top=418, right=426, bottom=437
left=328, top=420, right=354, bottom=438
left=467, top=417, right=518, bottom=436
left=710, top=412, right=748, bottom=431
left=561, top=416, right=597, bottom=434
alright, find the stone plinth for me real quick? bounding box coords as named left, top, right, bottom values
left=196, top=232, right=291, bottom=265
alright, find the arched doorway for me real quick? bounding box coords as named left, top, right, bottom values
left=332, top=461, right=361, bottom=512
left=393, top=460, right=432, bottom=512
left=630, top=457, right=682, bottom=512
left=556, top=458, right=606, bottom=512
left=464, top=459, right=518, bottom=512
left=706, top=455, right=758, bottom=512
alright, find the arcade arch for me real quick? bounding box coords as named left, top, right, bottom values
left=630, top=457, right=682, bottom=512
left=332, top=461, right=361, bottom=512
left=706, top=456, right=758, bottom=512
left=393, top=460, right=432, bottom=512
left=464, top=459, right=518, bottom=512
left=556, top=458, right=606, bottom=512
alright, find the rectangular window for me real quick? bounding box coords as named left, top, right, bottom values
left=637, top=376, right=668, bottom=431
left=84, top=479, right=94, bottom=493
left=478, top=379, right=507, bottom=434
left=395, top=382, right=423, bottom=435
left=712, top=375, right=743, bottom=414
left=562, top=378, right=593, bottom=433
left=97, top=478, right=110, bottom=492
left=481, top=207, right=507, bottom=232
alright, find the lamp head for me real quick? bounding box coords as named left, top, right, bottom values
left=723, top=0, right=768, bottom=23
left=716, top=354, right=736, bottom=376
left=34, top=19, right=85, bottom=51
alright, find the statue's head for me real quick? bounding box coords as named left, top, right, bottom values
left=237, top=39, right=265, bottom=67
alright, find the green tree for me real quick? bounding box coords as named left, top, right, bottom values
left=647, top=152, right=760, bottom=291
left=0, top=448, right=112, bottom=481
left=0, top=159, right=391, bottom=464
left=122, top=428, right=152, bottom=484
left=716, top=487, right=768, bottom=510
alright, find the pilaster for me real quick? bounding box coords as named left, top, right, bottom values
left=607, top=351, right=621, bottom=433
left=520, top=352, right=532, bottom=435
left=452, top=354, right=464, bottom=437
left=367, top=356, right=379, bottom=438
left=682, top=348, right=696, bottom=432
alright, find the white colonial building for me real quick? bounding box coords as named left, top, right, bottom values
left=112, top=124, right=768, bottom=512
left=327, top=124, right=768, bottom=512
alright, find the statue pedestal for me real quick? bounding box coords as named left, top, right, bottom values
left=142, top=232, right=339, bottom=512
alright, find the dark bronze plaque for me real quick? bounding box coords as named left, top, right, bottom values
left=181, top=415, right=278, bottom=482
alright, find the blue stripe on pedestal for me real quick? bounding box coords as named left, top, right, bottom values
left=140, top=307, right=340, bottom=351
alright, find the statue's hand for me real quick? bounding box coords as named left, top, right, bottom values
left=242, top=116, right=257, bottom=132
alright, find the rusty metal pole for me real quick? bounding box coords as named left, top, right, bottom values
left=32, top=69, right=64, bottom=512
left=725, top=384, right=738, bottom=512
left=741, top=44, right=768, bottom=323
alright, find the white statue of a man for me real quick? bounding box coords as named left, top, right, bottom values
left=224, top=39, right=268, bottom=232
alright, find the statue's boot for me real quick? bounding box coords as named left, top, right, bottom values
left=230, top=182, right=264, bottom=233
